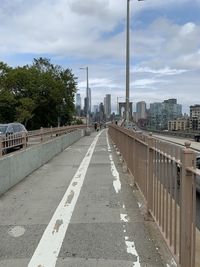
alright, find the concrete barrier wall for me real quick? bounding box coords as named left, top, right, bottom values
left=0, top=129, right=85, bottom=196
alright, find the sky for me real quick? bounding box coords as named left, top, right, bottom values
left=1, top=0, right=200, bottom=114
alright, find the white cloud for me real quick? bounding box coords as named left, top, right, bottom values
left=180, top=23, right=196, bottom=36
left=0, top=0, right=200, bottom=114
left=68, top=0, right=108, bottom=17
left=132, top=78, right=167, bottom=87
left=133, top=66, right=188, bottom=76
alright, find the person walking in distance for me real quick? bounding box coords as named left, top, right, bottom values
left=94, top=122, right=97, bottom=131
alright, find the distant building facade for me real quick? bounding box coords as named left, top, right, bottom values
left=84, top=88, right=91, bottom=116
left=104, top=94, right=111, bottom=120
left=149, top=102, right=163, bottom=130
left=162, top=99, right=182, bottom=128
left=93, top=105, right=99, bottom=114
left=189, top=105, right=200, bottom=130
left=75, top=93, right=81, bottom=116
left=136, top=101, right=147, bottom=122
left=168, top=118, right=190, bottom=131
left=149, top=99, right=182, bottom=130
left=190, top=105, right=200, bottom=118
left=99, top=102, right=105, bottom=122
left=84, top=97, right=88, bottom=116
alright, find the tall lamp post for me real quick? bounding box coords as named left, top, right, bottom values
left=126, top=0, right=144, bottom=126
left=80, top=66, right=89, bottom=128
left=126, top=0, right=130, bottom=125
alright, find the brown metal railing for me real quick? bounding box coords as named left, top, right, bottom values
left=28, top=125, right=87, bottom=141
left=108, top=124, right=199, bottom=267
left=0, top=125, right=87, bottom=157
left=0, top=133, right=27, bottom=156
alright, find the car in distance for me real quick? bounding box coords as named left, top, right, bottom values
left=0, top=123, right=28, bottom=153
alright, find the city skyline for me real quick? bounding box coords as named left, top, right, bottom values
left=1, top=1, right=200, bottom=114
left=77, top=91, right=193, bottom=115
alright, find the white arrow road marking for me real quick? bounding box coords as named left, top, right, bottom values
left=28, top=131, right=103, bottom=267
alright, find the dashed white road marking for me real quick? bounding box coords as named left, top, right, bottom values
left=125, top=240, right=141, bottom=267
left=166, top=258, right=177, bottom=267
left=106, top=132, right=121, bottom=193
left=120, top=213, right=129, bottom=223
left=28, top=131, right=102, bottom=267
left=106, top=131, right=141, bottom=267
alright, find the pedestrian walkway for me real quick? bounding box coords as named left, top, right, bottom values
left=0, top=129, right=175, bottom=267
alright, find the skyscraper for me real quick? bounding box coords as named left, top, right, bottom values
left=75, top=93, right=81, bottom=116
left=76, top=94, right=81, bottom=108
left=136, top=101, right=146, bottom=121
left=104, top=94, right=111, bottom=119
left=93, top=105, right=99, bottom=113
left=149, top=99, right=182, bottom=130
left=99, top=102, right=105, bottom=122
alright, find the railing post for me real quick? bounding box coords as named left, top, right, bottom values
left=0, top=136, right=2, bottom=157
left=180, top=141, right=195, bottom=267
left=22, top=132, right=27, bottom=148
left=50, top=126, right=53, bottom=138
left=40, top=127, right=43, bottom=142
left=147, top=133, right=154, bottom=212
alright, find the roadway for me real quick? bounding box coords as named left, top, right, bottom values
left=0, top=130, right=173, bottom=267
left=152, top=133, right=200, bottom=152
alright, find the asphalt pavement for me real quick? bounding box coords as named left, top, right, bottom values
left=0, top=130, right=175, bottom=267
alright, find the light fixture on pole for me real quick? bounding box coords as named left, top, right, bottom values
left=80, top=66, right=89, bottom=128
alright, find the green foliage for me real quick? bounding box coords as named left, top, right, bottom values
left=16, top=98, right=36, bottom=127
left=0, top=89, right=16, bottom=123
left=0, top=58, right=77, bottom=129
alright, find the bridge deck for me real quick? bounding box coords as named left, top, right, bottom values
left=0, top=130, right=173, bottom=267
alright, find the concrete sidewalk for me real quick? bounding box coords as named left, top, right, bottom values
left=0, top=129, right=175, bottom=267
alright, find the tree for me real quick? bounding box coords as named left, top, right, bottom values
left=15, top=98, right=36, bottom=127
left=0, top=58, right=77, bottom=129
left=0, top=89, right=16, bottom=123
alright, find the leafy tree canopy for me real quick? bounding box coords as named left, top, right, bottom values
left=0, top=58, right=77, bottom=129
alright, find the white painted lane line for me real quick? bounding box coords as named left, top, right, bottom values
left=106, top=132, right=121, bottom=193
left=28, top=131, right=102, bottom=267
left=120, top=214, right=129, bottom=223
left=125, top=240, right=141, bottom=267
left=106, top=131, right=141, bottom=267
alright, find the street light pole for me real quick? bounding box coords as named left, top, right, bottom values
left=126, top=0, right=144, bottom=126
left=126, top=0, right=130, bottom=125
left=86, top=66, right=89, bottom=127
left=80, top=66, right=89, bottom=128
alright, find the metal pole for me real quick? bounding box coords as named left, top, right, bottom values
left=126, top=0, right=130, bottom=125
left=86, top=66, right=89, bottom=127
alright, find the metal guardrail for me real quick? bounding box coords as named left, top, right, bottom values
left=108, top=125, right=199, bottom=267
left=0, top=125, right=87, bottom=157
left=28, top=125, right=87, bottom=140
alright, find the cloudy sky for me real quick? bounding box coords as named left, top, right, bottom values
left=1, top=0, right=200, bottom=113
